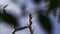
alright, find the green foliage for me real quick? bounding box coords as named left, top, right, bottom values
left=0, top=13, right=19, bottom=27
left=0, top=5, right=19, bottom=27
left=59, top=16, right=60, bottom=22
left=46, top=0, right=60, bottom=16
left=52, top=8, right=57, bottom=16
left=58, top=12, right=60, bottom=22
left=57, top=0, right=60, bottom=6
left=37, top=10, right=52, bottom=33
left=49, top=0, right=58, bottom=9
left=33, top=0, right=41, bottom=4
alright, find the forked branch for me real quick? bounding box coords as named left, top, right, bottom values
left=3, top=5, right=8, bottom=14
left=3, top=5, right=33, bottom=34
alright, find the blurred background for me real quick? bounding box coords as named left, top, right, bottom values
left=0, top=0, right=60, bottom=34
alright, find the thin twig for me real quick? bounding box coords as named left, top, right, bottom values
left=3, top=5, right=33, bottom=34
left=29, top=26, right=33, bottom=34
left=12, top=26, right=27, bottom=34
left=3, top=5, right=8, bottom=14
left=12, top=14, right=33, bottom=34
left=28, top=13, right=33, bottom=34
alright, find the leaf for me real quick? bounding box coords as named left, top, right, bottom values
left=49, top=0, right=58, bottom=9
left=58, top=12, right=60, bottom=22
left=0, top=5, right=19, bottom=27
left=56, top=0, right=60, bottom=6
left=46, top=0, right=58, bottom=16
left=0, top=13, right=19, bottom=27
left=59, top=15, right=60, bottom=22
left=33, top=0, right=41, bottom=4
left=46, top=8, right=56, bottom=17
left=46, top=10, right=50, bottom=17
left=37, top=10, right=52, bottom=34
left=51, top=8, right=57, bottom=16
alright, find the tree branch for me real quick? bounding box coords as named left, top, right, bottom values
left=3, top=5, right=33, bottom=34
left=3, top=5, right=8, bottom=14
left=28, top=13, right=33, bottom=34
left=12, top=14, right=33, bottom=34
left=12, top=26, right=27, bottom=34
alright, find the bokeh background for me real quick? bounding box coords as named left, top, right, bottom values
left=0, top=0, right=60, bottom=34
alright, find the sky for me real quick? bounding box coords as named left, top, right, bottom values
left=0, top=0, right=60, bottom=34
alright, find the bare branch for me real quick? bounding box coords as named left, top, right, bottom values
left=28, top=13, right=33, bottom=34
left=12, top=13, right=33, bottom=34
left=2, top=5, right=33, bottom=34
left=29, top=26, right=33, bottom=34
left=15, top=26, right=27, bottom=31
left=3, top=5, right=8, bottom=14
left=12, top=26, right=27, bottom=34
